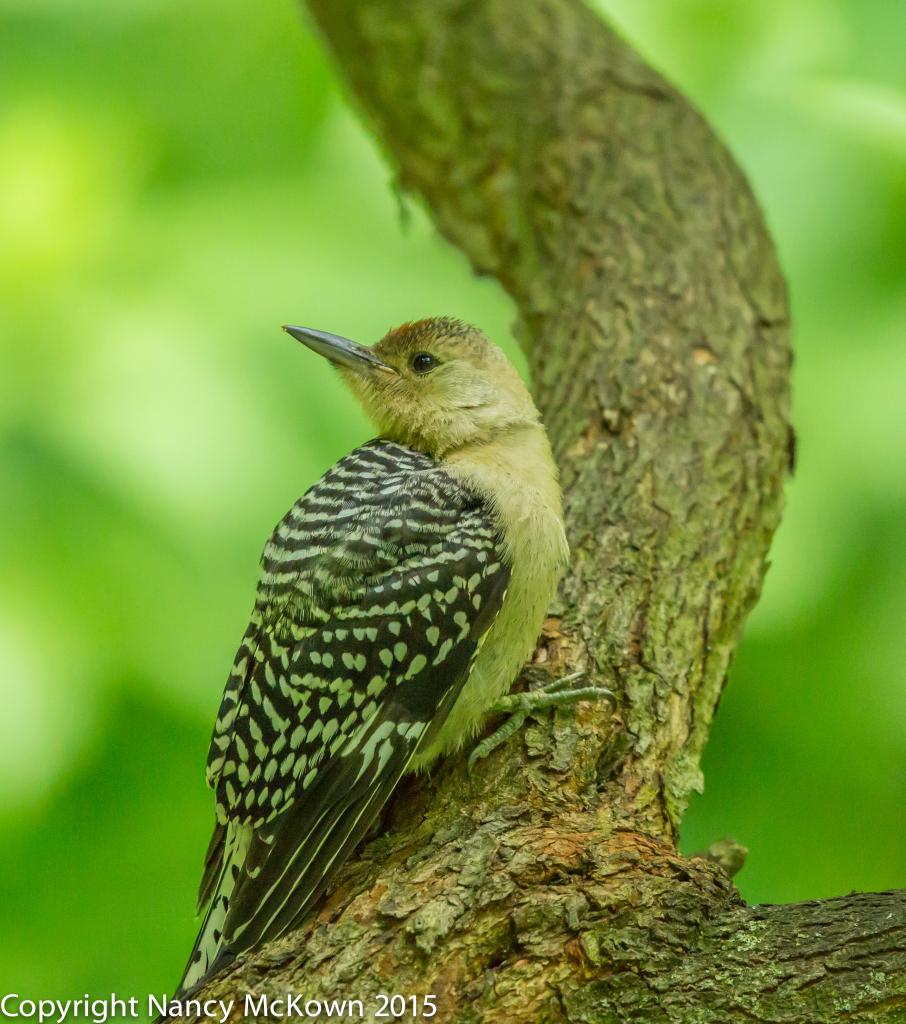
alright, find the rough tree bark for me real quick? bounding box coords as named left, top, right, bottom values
left=188, top=0, right=906, bottom=1020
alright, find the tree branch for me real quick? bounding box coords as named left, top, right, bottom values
left=183, top=0, right=906, bottom=1019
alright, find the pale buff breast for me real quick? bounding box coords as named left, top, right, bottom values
left=410, top=432, right=568, bottom=768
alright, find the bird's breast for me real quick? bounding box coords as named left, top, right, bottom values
left=410, top=497, right=567, bottom=766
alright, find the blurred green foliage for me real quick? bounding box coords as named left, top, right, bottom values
left=0, top=0, right=903, bottom=1001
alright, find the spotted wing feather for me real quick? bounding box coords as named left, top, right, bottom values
left=175, top=440, right=509, bottom=997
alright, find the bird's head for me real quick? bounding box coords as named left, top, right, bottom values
left=284, top=318, right=541, bottom=458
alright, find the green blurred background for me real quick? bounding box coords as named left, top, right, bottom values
left=1, top=0, right=904, bottom=1001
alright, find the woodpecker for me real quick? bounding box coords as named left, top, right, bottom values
left=167, top=317, right=584, bottom=1003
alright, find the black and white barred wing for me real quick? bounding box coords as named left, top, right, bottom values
left=176, top=441, right=510, bottom=996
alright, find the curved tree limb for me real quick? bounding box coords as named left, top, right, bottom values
left=184, top=0, right=906, bottom=1020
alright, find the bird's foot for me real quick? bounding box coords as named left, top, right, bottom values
left=467, top=672, right=615, bottom=771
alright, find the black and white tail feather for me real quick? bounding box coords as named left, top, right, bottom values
left=166, top=440, right=510, bottom=1006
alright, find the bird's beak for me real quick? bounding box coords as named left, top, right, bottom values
left=282, top=325, right=396, bottom=374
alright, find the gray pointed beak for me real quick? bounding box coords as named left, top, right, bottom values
left=282, top=324, right=395, bottom=373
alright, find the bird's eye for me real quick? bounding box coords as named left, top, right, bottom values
left=411, top=352, right=438, bottom=375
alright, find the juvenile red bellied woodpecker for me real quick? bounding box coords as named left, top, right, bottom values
left=167, top=318, right=609, bottom=1003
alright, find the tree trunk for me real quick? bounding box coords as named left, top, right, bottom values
left=188, top=0, right=906, bottom=1020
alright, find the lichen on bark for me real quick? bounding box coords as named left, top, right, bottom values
left=180, top=0, right=906, bottom=1020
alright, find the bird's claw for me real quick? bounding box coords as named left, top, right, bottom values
left=467, top=672, right=615, bottom=771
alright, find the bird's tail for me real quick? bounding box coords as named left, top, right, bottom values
left=165, top=822, right=252, bottom=1012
